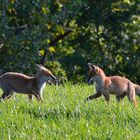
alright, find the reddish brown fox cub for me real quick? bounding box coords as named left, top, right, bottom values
left=86, top=63, right=140, bottom=107
left=0, top=64, right=57, bottom=101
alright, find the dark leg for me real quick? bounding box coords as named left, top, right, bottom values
left=39, top=94, right=44, bottom=102
left=116, top=93, right=126, bottom=102
left=6, top=92, right=14, bottom=100
left=33, top=93, right=41, bottom=101
left=28, top=94, right=34, bottom=101
left=1, top=90, right=12, bottom=100
left=32, top=90, right=43, bottom=101
left=86, top=92, right=102, bottom=101
left=127, top=87, right=137, bottom=107
left=103, top=93, right=110, bottom=102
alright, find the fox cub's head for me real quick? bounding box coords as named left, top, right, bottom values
left=87, top=63, right=104, bottom=84
left=36, top=64, right=57, bottom=81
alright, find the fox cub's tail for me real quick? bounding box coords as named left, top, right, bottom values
left=134, top=84, right=140, bottom=97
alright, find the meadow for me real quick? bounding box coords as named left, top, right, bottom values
left=0, top=83, right=140, bottom=140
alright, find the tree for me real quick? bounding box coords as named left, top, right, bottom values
left=0, top=0, right=139, bottom=83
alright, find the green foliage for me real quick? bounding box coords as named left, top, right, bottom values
left=0, top=0, right=139, bottom=82
left=1, top=84, right=140, bottom=139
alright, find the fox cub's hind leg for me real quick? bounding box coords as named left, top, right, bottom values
left=103, top=93, right=110, bottom=102
left=116, top=93, right=126, bottom=102
left=1, top=90, right=13, bottom=100
left=127, top=83, right=137, bottom=107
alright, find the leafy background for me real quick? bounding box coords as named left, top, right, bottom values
left=0, top=0, right=140, bottom=82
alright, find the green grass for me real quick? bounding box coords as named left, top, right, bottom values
left=0, top=83, right=140, bottom=140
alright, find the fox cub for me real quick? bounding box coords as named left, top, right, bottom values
left=86, top=63, right=140, bottom=107
left=0, top=64, right=57, bottom=101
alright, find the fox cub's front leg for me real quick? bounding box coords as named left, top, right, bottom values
left=86, top=92, right=102, bottom=101
left=31, top=90, right=43, bottom=102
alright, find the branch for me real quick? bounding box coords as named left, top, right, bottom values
left=49, top=29, right=73, bottom=46
left=40, top=29, right=73, bottom=65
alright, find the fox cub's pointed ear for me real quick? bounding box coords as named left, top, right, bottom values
left=88, top=63, right=92, bottom=69
left=91, top=65, right=96, bottom=70
left=88, top=63, right=96, bottom=70
left=38, top=64, right=44, bottom=67
left=36, top=64, right=42, bottom=71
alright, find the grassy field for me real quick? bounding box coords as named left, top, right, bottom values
left=0, top=83, right=140, bottom=140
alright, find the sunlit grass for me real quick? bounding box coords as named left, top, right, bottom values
left=0, top=83, right=140, bottom=140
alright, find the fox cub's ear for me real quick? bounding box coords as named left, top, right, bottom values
left=88, top=63, right=96, bottom=70
left=88, top=63, right=93, bottom=69
left=36, top=64, right=42, bottom=71
left=91, top=65, right=96, bottom=70
left=38, top=64, right=44, bottom=67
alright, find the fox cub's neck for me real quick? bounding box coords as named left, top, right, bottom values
left=35, top=72, right=48, bottom=89
left=95, top=70, right=106, bottom=86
